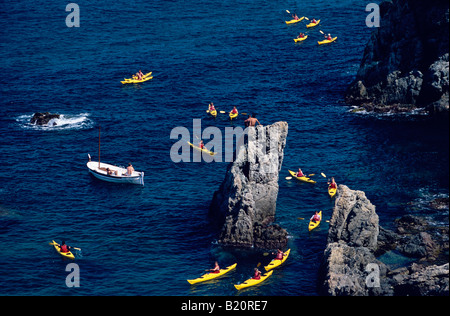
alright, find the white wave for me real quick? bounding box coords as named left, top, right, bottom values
left=17, top=113, right=93, bottom=131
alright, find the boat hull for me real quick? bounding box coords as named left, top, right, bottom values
left=87, top=161, right=144, bottom=185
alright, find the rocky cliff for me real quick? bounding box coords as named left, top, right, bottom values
left=319, top=184, right=449, bottom=296
left=345, top=0, right=449, bottom=114
left=209, top=122, right=288, bottom=249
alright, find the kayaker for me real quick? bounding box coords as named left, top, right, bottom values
left=312, top=18, right=317, bottom=24
left=209, top=261, right=220, bottom=274
left=328, top=177, right=337, bottom=189
left=136, top=70, right=144, bottom=80
left=292, top=13, right=299, bottom=20
left=296, top=168, right=305, bottom=177
left=199, top=140, right=205, bottom=149
left=310, top=211, right=321, bottom=223
left=297, top=33, right=305, bottom=39
left=230, top=106, right=238, bottom=115
left=60, top=241, right=72, bottom=253
left=272, top=249, right=285, bottom=261
left=252, top=267, right=262, bottom=280
left=325, top=33, right=332, bottom=41
left=209, top=103, right=216, bottom=112
left=244, top=114, right=261, bottom=127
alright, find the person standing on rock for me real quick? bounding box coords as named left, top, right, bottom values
left=244, top=114, right=262, bottom=127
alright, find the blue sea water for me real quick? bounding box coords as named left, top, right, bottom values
left=0, top=0, right=448, bottom=296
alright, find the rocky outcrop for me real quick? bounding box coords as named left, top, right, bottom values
left=209, top=122, right=288, bottom=249
left=345, top=0, right=449, bottom=114
left=327, top=185, right=379, bottom=251
left=30, top=112, right=60, bottom=125
left=319, top=184, right=449, bottom=296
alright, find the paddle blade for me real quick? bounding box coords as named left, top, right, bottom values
left=286, top=10, right=290, bottom=14
left=321, top=173, right=326, bottom=178
left=285, top=176, right=292, bottom=180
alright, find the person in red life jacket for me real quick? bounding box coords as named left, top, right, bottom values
left=208, top=102, right=216, bottom=112
left=311, top=18, right=317, bottom=24
left=272, top=249, right=285, bottom=261
left=59, top=241, right=72, bottom=253
left=325, top=33, right=332, bottom=41
left=296, top=168, right=305, bottom=177
left=199, top=140, right=205, bottom=149
left=252, top=267, right=262, bottom=280
left=297, top=32, right=305, bottom=39
left=292, top=13, right=299, bottom=20
left=310, top=211, right=321, bottom=223
left=209, top=261, right=220, bottom=274
left=230, top=106, right=238, bottom=115
left=328, top=177, right=337, bottom=189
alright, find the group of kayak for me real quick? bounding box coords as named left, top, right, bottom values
left=289, top=168, right=338, bottom=231
left=187, top=249, right=290, bottom=290
left=285, top=11, right=337, bottom=45
left=206, top=102, right=239, bottom=120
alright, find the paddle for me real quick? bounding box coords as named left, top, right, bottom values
left=285, top=176, right=292, bottom=180
left=49, top=242, right=81, bottom=251
left=297, top=217, right=330, bottom=223
left=286, top=10, right=290, bottom=14
left=321, top=173, right=327, bottom=178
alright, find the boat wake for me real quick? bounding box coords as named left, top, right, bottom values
left=17, top=113, right=93, bottom=131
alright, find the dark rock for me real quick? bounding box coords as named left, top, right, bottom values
left=393, top=263, right=449, bottom=296
left=345, top=0, right=449, bottom=114
left=209, top=122, right=289, bottom=249
left=30, top=112, right=60, bottom=126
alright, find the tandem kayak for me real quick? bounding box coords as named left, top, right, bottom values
left=293, top=35, right=308, bottom=42
left=308, top=211, right=322, bottom=232
left=328, top=185, right=337, bottom=198
left=229, top=112, right=238, bottom=120
left=306, top=19, right=320, bottom=28
left=234, top=270, right=273, bottom=290
left=187, top=263, right=237, bottom=285
left=288, top=170, right=316, bottom=184
left=51, top=240, right=75, bottom=259
left=121, top=72, right=153, bottom=84
left=264, top=249, right=291, bottom=271
left=188, top=142, right=216, bottom=156
left=318, top=37, right=337, bottom=45
left=285, top=17, right=304, bottom=24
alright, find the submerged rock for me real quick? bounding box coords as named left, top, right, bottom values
left=30, top=112, right=60, bottom=126
left=209, top=122, right=288, bottom=249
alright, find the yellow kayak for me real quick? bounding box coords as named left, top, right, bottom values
left=294, top=35, right=308, bottom=42
left=207, top=109, right=217, bottom=117
left=306, top=19, right=320, bottom=28
left=264, top=249, right=291, bottom=271
left=308, top=211, right=322, bottom=232
left=328, top=185, right=337, bottom=198
left=229, top=112, right=238, bottom=120
left=188, top=142, right=216, bottom=156
left=121, top=72, right=153, bottom=84
left=288, top=170, right=316, bottom=184
left=234, top=270, right=273, bottom=290
left=187, top=263, right=237, bottom=284
left=285, top=17, right=304, bottom=24
left=318, top=37, right=337, bottom=45
left=51, top=240, right=75, bottom=259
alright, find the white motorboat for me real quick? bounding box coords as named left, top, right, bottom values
left=87, top=155, right=144, bottom=186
